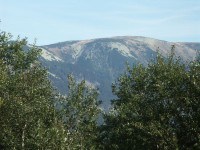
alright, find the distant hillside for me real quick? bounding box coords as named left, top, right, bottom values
left=39, top=36, right=199, bottom=108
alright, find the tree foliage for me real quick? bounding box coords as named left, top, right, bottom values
left=57, top=74, right=101, bottom=149
left=1, top=31, right=200, bottom=149
left=0, top=32, right=58, bottom=149
left=100, top=48, right=200, bottom=149
left=0, top=32, right=101, bottom=149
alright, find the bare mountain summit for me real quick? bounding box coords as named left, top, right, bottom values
left=39, top=36, right=199, bottom=108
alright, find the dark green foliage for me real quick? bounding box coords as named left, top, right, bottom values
left=100, top=48, right=200, bottom=149
left=0, top=31, right=101, bottom=149
left=0, top=31, right=58, bottom=149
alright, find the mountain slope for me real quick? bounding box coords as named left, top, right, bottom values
left=39, top=36, right=199, bottom=108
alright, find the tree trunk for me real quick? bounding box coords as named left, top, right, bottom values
left=22, top=123, right=27, bottom=150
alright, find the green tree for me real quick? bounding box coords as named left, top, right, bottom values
left=100, top=48, right=200, bottom=149
left=0, top=31, right=102, bottom=149
left=57, top=74, right=101, bottom=149
left=0, top=31, right=59, bottom=149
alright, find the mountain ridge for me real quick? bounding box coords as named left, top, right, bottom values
left=39, top=36, right=200, bottom=108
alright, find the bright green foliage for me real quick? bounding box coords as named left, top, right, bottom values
left=57, top=74, right=101, bottom=149
left=100, top=49, right=200, bottom=149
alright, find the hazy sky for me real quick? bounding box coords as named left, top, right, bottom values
left=0, top=0, right=199, bottom=45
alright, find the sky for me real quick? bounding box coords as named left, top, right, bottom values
left=0, top=0, right=199, bottom=45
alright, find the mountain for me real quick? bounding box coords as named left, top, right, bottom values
left=39, top=36, right=199, bottom=108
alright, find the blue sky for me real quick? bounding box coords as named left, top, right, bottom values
left=0, top=0, right=199, bottom=45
